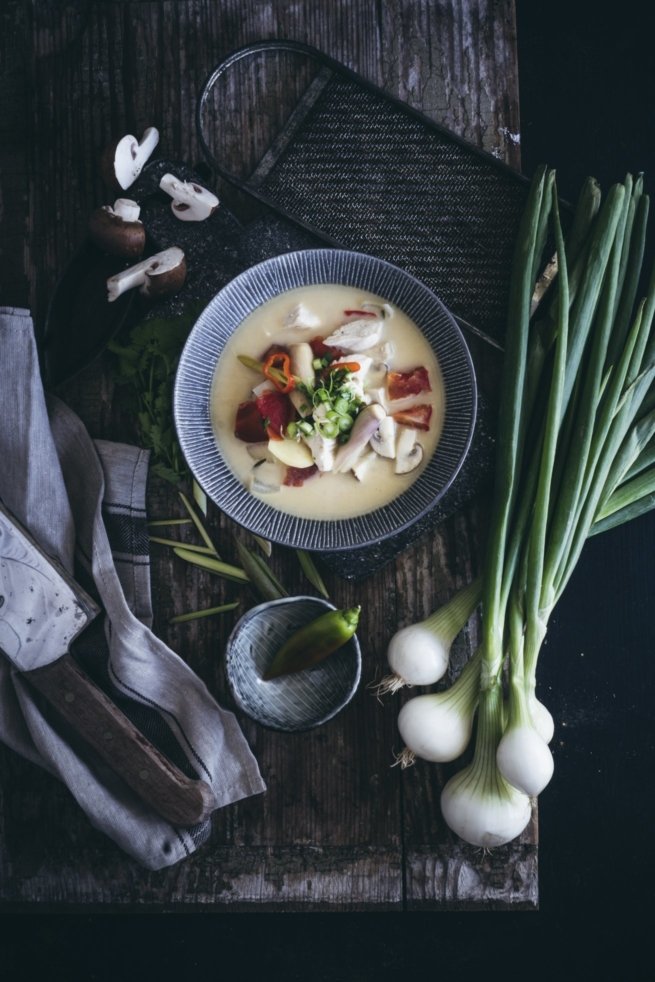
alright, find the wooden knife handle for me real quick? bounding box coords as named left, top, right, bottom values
left=26, top=654, right=217, bottom=827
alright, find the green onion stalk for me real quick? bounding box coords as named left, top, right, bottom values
left=389, top=167, right=655, bottom=847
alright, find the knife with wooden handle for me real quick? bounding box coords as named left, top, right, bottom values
left=0, top=501, right=217, bottom=827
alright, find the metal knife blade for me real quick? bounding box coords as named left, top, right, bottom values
left=0, top=503, right=99, bottom=670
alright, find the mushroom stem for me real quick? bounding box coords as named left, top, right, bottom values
left=102, top=126, right=160, bottom=190
left=334, top=403, right=386, bottom=473
left=112, top=198, right=141, bottom=222
left=159, top=173, right=219, bottom=221
left=106, top=246, right=186, bottom=302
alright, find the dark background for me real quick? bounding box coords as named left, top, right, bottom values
left=5, top=1, right=655, bottom=977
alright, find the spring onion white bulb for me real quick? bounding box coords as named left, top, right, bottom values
left=441, top=763, right=532, bottom=848
left=440, top=685, right=531, bottom=848
left=395, top=648, right=481, bottom=764
left=528, top=694, right=555, bottom=744
left=496, top=724, right=554, bottom=796
left=378, top=579, right=481, bottom=694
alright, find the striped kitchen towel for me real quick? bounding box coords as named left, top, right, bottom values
left=0, top=307, right=265, bottom=869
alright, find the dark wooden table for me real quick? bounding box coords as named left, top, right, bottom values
left=3, top=1, right=655, bottom=975
left=0, top=0, right=540, bottom=911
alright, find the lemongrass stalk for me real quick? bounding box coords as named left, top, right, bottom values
left=192, top=478, right=208, bottom=517
left=178, top=491, right=220, bottom=556
left=172, top=547, right=248, bottom=584
left=296, top=549, right=330, bottom=599
left=235, top=540, right=288, bottom=602
left=379, top=577, right=481, bottom=693
left=148, top=518, right=192, bottom=527
left=253, top=535, right=273, bottom=557
left=149, top=536, right=215, bottom=554
left=169, top=601, right=239, bottom=624
left=440, top=683, right=531, bottom=848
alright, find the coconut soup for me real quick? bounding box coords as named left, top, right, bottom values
left=211, top=284, right=445, bottom=520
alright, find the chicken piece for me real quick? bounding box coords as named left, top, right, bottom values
left=284, top=304, right=321, bottom=330
left=322, top=318, right=384, bottom=352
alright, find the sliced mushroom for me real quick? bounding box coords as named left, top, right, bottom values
left=369, top=416, right=397, bottom=458
left=394, top=427, right=424, bottom=474
left=159, top=173, right=219, bottom=222
left=88, top=199, right=145, bottom=259
left=352, top=449, right=377, bottom=482
left=333, top=403, right=386, bottom=473
left=322, top=317, right=384, bottom=352
left=249, top=459, right=284, bottom=493
left=101, top=126, right=160, bottom=191
left=246, top=443, right=272, bottom=462
left=106, top=246, right=186, bottom=302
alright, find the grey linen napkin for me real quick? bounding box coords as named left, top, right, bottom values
left=0, top=308, right=265, bottom=869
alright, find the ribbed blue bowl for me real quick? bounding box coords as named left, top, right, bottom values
left=174, top=249, right=476, bottom=552
left=224, top=596, right=362, bottom=732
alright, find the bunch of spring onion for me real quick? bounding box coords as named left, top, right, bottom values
left=383, top=166, right=655, bottom=847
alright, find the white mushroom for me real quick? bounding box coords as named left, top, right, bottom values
left=322, top=317, right=384, bottom=352
left=369, top=415, right=397, bottom=458
left=249, top=459, right=284, bottom=493
left=101, top=126, right=160, bottom=190
left=352, top=450, right=377, bottom=482
left=334, top=403, right=386, bottom=473
left=88, top=199, right=145, bottom=259
left=106, top=246, right=186, bottom=302
left=394, top=427, right=424, bottom=474
left=246, top=443, right=272, bottom=462
left=159, top=173, right=219, bottom=222
left=284, top=304, right=321, bottom=329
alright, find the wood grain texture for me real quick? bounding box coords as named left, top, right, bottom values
left=0, top=0, right=536, bottom=909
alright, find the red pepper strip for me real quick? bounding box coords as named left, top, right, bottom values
left=263, top=351, right=295, bottom=393
left=387, top=367, right=432, bottom=400
left=343, top=309, right=377, bottom=318
left=392, top=404, right=432, bottom=431
left=329, top=361, right=361, bottom=373
left=235, top=400, right=268, bottom=442
left=283, top=464, right=318, bottom=487
left=255, top=390, right=295, bottom=441
left=310, top=337, right=343, bottom=359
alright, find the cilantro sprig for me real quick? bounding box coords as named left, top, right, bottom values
left=108, top=306, right=203, bottom=484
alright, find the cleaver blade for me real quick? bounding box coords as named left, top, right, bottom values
left=0, top=501, right=217, bottom=827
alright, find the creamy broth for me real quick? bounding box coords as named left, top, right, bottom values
left=211, top=284, right=445, bottom=520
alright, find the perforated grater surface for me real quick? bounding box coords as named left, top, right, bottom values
left=197, top=40, right=532, bottom=348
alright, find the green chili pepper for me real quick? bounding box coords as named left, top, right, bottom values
left=263, top=605, right=361, bottom=680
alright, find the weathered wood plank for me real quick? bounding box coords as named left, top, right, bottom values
left=0, top=0, right=533, bottom=908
